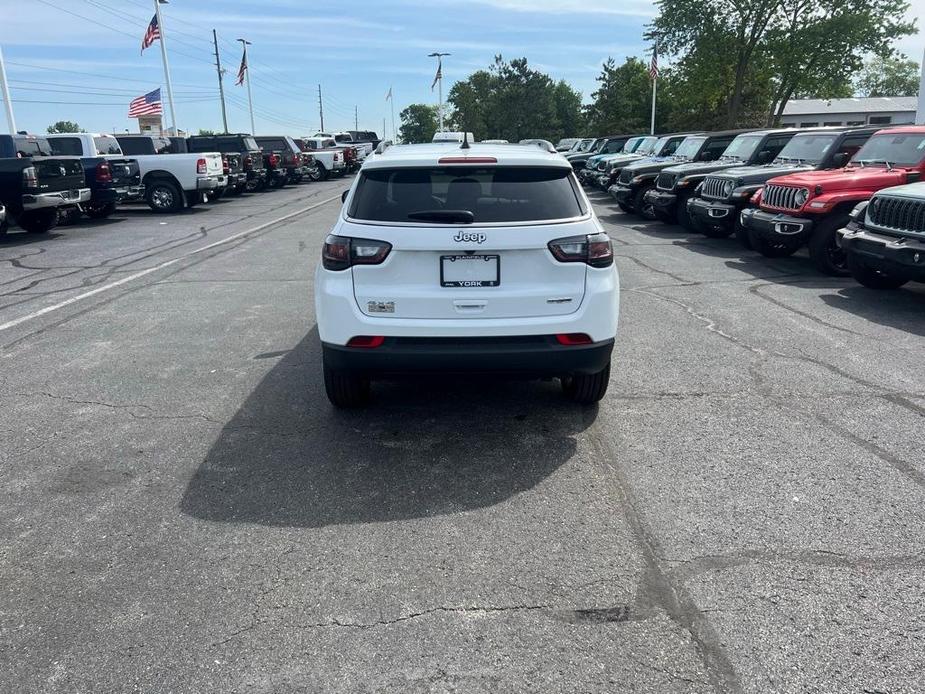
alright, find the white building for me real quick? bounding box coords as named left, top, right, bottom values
left=780, top=96, right=918, bottom=128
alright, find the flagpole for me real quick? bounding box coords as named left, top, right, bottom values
left=428, top=52, right=450, bottom=133
left=390, top=92, right=396, bottom=142
left=238, top=39, right=255, bottom=134
left=153, top=0, right=177, bottom=134
left=0, top=45, right=16, bottom=134
left=650, top=77, right=657, bottom=135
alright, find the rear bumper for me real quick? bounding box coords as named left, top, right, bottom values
left=97, top=184, right=144, bottom=203
left=196, top=175, right=227, bottom=191
left=246, top=169, right=267, bottom=181
left=839, top=226, right=925, bottom=280
left=688, top=196, right=737, bottom=229
left=740, top=207, right=814, bottom=242
left=22, top=187, right=91, bottom=210
left=323, top=336, right=614, bottom=375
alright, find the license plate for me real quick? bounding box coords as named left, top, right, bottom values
left=440, top=254, right=500, bottom=288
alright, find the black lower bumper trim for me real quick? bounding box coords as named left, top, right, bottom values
left=688, top=197, right=737, bottom=228
left=741, top=208, right=814, bottom=241
left=842, top=230, right=925, bottom=280
left=323, top=336, right=614, bottom=376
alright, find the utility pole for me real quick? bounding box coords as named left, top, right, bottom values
left=0, top=45, right=16, bottom=134
left=318, top=84, right=325, bottom=132
left=153, top=0, right=178, bottom=134
left=237, top=39, right=255, bottom=134
left=212, top=29, right=228, bottom=134
left=428, top=52, right=450, bottom=132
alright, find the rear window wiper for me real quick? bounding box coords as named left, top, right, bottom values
left=407, top=209, right=475, bottom=224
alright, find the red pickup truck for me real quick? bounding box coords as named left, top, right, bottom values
left=740, top=126, right=925, bottom=275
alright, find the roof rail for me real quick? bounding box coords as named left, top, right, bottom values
left=374, top=140, right=393, bottom=155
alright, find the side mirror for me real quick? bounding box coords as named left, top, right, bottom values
left=832, top=152, right=849, bottom=168
left=341, top=190, right=349, bottom=203
left=757, top=150, right=773, bottom=164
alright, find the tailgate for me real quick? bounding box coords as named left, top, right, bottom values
left=106, top=157, right=141, bottom=186
left=204, top=154, right=224, bottom=176
left=31, top=157, right=86, bottom=194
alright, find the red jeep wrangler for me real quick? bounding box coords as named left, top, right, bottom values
left=740, top=126, right=925, bottom=275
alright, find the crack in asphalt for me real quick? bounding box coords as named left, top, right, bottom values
left=748, top=282, right=866, bottom=337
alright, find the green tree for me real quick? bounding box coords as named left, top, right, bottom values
left=46, top=120, right=82, bottom=133
left=197, top=129, right=216, bottom=136
left=856, top=55, right=921, bottom=97
left=448, top=56, right=582, bottom=142
left=398, top=103, right=439, bottom=143
left=584, top=58, right=654, bottom=134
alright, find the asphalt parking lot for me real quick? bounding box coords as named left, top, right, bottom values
left=1, top=180, right=924, bottom=693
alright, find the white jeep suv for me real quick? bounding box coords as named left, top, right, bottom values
left=314, top=142, right=619, bottom=407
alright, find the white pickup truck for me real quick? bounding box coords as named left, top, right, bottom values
left=298, top=137, right=347, bottom=180
left=114, top=135, right=226, bottom=213
left=314, top=132, right=373, bottom=159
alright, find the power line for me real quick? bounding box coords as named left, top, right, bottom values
left=6, top=62, right=215, bottom=90
left=9, top=80, right=216, bottom=96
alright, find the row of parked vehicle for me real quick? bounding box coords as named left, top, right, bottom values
left=0, top=130, right=381, bottom=237
left=568, top=126, right=925, bottom=291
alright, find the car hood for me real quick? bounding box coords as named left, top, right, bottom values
left=623, top=156, right=690, bottom=176
left=602, top=153, right=644, bottom=167
left=870, top=181, right=925, bottom=199
left=708, top=162, right=816, bottom=184
left=766, top=165, right=912, bottom=192
left=663, top=159, right=749, bottom=178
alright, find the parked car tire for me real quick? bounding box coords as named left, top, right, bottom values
left=323, top=362, right=370, bottom=408
left=85, top=202, right=117, bottom=219
left=17, top=208, right=59, bottom=234
left=205, top=187, right=225, bottom=202
left=847, top=254, right=908, bottom=290
left=561, top=363, right=610, bottom=404
left=653, top=208, right=674, bottom=224
left=617, top=201, right=632, bottom=213
left=0, top=217, right=9, bottom=238
left=316, top=163, right=330, bottom=182
left=146, top=180, right=184, bottom=213
left=267, top=176, right=286, bottom=189
left=676, top=192, right=695, bottom=231
left=56, top=207, right=81, bottom=226
left=632, top=187, right=654, bottom=220
left=749, top=229, right=799, bottom=258
left=307, top=163, right=322, bottom=182
left=734, top=218, right=752, bottom=249
left=808, top=213, right=851, bottom=276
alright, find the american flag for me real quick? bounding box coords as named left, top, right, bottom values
left=235, top=47, right=248, bottom=86
left=431, top=62, right=442, bottom=90
left=128, top=88, right=163, bottom=118
left=649, top=45, right=659, bottom=81
left=141, top=14, right=160, bottom=54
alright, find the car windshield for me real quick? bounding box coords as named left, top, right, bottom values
left=94, top=136, right=122, bottom=155
left=852, top=133, right=925, bottom=168
left=720, top=134, right=764, bottom=161
left=575, top=139, right=594, bottom=152
left=349, top=166, right=586, bottom=224
left=775, top=133, right=837, bottom=164
left=673, top=136, right=705, bottom=159
left=635, top=136, right=659, bottom=155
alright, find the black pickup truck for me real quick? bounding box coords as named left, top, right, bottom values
left=188, top=134, right=263, bottom=195
left=254, top=136, right=306, bottom=185
left=0, top=134, right=89, bottom=235
left=45, top=133, right=143, bottom=219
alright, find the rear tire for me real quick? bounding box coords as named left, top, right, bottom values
left=561, top=363, right=611, bottom=405
left=847, top=254, right=908, bottom=290
left=808, top=213, right=851, bottom=276
left=617, top=201, right=632, bottom=213
left=17, top=208, right=59, bottom=234
left=323, top=362, right=371, bottom=408
left=750, top=229, right=799, bottom=258
left=633, top=187, right=654, bottom=220
left=146, top=180, right=184, bottom=213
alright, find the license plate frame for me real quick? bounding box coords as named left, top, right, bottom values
left=440, top=254, right=500, bottom=288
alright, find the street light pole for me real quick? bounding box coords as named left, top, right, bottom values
left=0, top=45, right=16, bottom=134
left=428, top=52, right=450, bottom=132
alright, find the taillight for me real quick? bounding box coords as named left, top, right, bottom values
left=555, top=333, right=593, bottom=346
left=243, top=154, right=253, bottom=169
left=347, top=335, right=386, bottom=348
left=22, top=165, right=38, bottom=189
left=95, top=161, right=113, bottom=183
left=548, top=232, right=613, bottom=268
left=322, top=235, right=391, bottom=271
left=222, top=156, right=230, bottom=175
left=196, top=158, right=207, bottom=174
left=268, top=153, right=280, bottom=167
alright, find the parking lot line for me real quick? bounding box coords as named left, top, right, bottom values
left=0, top=194, right=341, bottom=335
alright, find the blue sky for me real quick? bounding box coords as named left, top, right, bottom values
left=0, top=0, right=922, bottom=138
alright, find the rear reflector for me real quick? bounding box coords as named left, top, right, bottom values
left=555, top=333, right=593, bottom=346
left=438, top=157, right=498, bottom=164
left=347, top=335, right=386, bottom=348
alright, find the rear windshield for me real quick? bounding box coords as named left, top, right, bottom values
left=349, top=167, right=587, bottom=224
left=15, top=138, right=53, bottom=156
left=776, top=134, right=837, bottom=164
left=673, top=136, right=705, bottom=159
left=47, top=137, right=82, bottom=156
left=94, top=136, right=122, bottom=155
left=853, top=133, right=925, bottom=168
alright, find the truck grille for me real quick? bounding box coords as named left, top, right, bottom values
left=868, top=195, right=925, bottom=235
left=763, top=184, right=805, bottom=211
left=701, top=176, right=728, bottom=201
left=618, top=169, right=634, bottom=185
left=656, top=172, right=677, bottom=191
